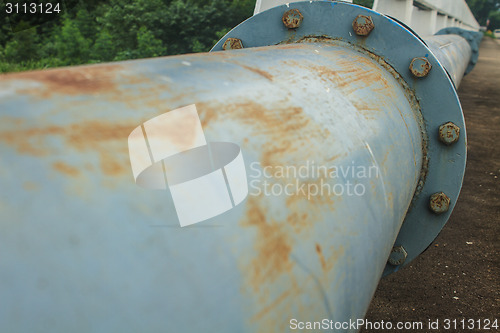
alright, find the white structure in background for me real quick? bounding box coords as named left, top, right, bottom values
left=254, top=0, right=479, bottom=36
left=373, top=0, right=479, bottom=36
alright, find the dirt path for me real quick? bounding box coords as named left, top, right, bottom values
left=362, top=37, right=500, bottom=332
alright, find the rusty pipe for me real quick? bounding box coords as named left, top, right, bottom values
left=423, top=34, right=473, bottom=87
left=0, top=1, right=469, bottom=332
left=0, top=41, right=423, bottom=332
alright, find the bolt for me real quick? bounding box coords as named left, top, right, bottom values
left=282, top=9, right=303, bottom=29
left=438, top=122, right=460, bottom=145
left=429, top=192, right=451, bottom=214
left=388, top=246, right=407, bottom=266
left=409, top=57, right=432, bottom=78
left=222, top=38, right=243, bottom=51
left=352, top=15, right=375, bottom=36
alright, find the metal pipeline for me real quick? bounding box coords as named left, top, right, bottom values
left=435, top=26, right=483, bottom=76
left=0, top=1, right=471, bottom=332
left=0, top=40, right=423, bottom=332
left=424, top=34, right=473, bottom=87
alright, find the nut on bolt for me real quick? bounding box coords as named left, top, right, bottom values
left=409, top=57, right=432, bottom=77
left=282, top=9, right=303, bottom=29
left=429, top=192, right=451, bottom=214
left=222, top=38, right=243, bottom=50
left=352, top=15, right=374, bottom=36
left=388, top=246, right=407, bottom=266
left=438, top=122, right=460, bottom=145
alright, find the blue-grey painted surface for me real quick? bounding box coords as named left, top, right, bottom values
left=424, top=34, right=472, bottom=87
left=212, top=0, right=467, bottom=278
left=0, top=1, right=472, bottom=331
left=436, top=27, right=483, bottom=74
left=0, top=41, right=422, bottom=332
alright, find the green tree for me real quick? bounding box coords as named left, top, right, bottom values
left=74, top=7, right=97, bottom=39
left=0, top=0, right=257, bottom=72
left=2, top=24, right=39, bottom=63
left=353, top=0, right=374, bottom=8
left=135, top=26, right=167, bottom=58
left=466, top=0, right=500, bottom=26
left=488, top=9, right=500, bottom=29
left=161, top=0, right=253, bottom=54
left=0, top=18, right=14, bottom=48
left=53, top=17, right=91, bottom=64
left=97, top=0, right=168, bottom=53
left=92, top=29, right=116, bottom=62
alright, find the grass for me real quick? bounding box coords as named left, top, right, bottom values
left=484, top=31, right=497, bottom=39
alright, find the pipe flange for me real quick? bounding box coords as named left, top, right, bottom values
left=211, top=1, right=466, bottom=276
left=436, top=27, right=482, bottom=75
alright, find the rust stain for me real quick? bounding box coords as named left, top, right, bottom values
left=409, top=57, right=432, bottom=78
left=276, top=39, right=302, bottom=47
left=387, top=192, right=394, bottom=211
left=322, top=245, right=345, bottom=273
left=438, top=122, right=460, bottom=145
left=196, top=100, right=342, bottom=313
left=23, top=182, right=39, bottom=191
left=222, top=37, right=243, bottom=50
left=0, top=120, right=133, bottom=178
left=0, top=125, right=64, bottom=156
left=0, top=121, right=134, bottom=155
left=199, top=106, right=219, bottom=128
left=250, top=288, right=294, bottom=321
left=198, top=101, right=314, bottom=169
left=66, top=121, right=134, bottom=151
left=53, top=161, right=80, bottom=177
left=84, top=163, right=94, bottom=171
left=311, top=61, right=394, bottom=100
left=326, top=154, right=341, bottom=162
left=315, top=243, right=327, bottom=271
left=238, top=64, right=274, bottom=81
left=352, top=15, right=375, bottom=36
left=282, top=9, right=303, bottom=29
left=429, top=192, right=450, bottom=214
left=243, top=197, right=294, bottom=292
left=293, top=35, right=342, bottom=45
left=282, top=39, right=427, bottom=193
left=144, top=110, right=200, bottom=154
left=284, top=172, right=338, bottom=208
left=8, top=64, right=125, bottom=98
left=286, top=211, right=312, bottom=234
left=278, top=39, right=420, bottom=121
left=99, top=151, right=126, bottom=176
left=141, top=93, right=199, bottom=118
left=261, top=140, right=295, bottom=168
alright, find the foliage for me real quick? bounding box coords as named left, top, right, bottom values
left=487, top=9, right=500, bottom=30
left=6, top=0, right=496, bottom=73
left=466, top=0, right=500, bottom=28
left=353, top=0, right=374, bottom=9
left=53, top=17, right=91, bottom=64
left=3, top=24, right=39, bottom=63
left=483, top=30, right=495, bottom=37
left=0, top=0, right=254, bottom=72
